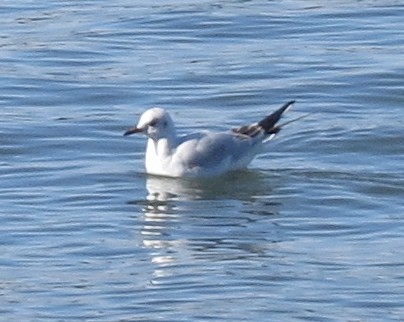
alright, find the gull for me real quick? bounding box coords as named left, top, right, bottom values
left=124, top=100, right=296, bottom=178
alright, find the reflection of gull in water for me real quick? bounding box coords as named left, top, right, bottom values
left=145, top=170, right=274, bottom=202
left=133, top=173, right=283, bottom=283
left=124, top=101, right=297, bottom=178
left=145, top=176, right=190, bottom=202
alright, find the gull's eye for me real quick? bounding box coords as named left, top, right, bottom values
left=149, top=119, right=157, bottom=127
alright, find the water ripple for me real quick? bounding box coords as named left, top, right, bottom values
left=1, top=1, right=404, bottom=321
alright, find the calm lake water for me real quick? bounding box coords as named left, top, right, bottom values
left=1, top=1, right=404, bottom=321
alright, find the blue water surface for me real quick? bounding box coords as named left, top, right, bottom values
left=1, top=1, right=404, bottom=321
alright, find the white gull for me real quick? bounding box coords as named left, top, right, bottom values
left=124, top=100, right=295, bottom=178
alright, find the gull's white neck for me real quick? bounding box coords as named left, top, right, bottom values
left=145, top=133, right=178, bottom=176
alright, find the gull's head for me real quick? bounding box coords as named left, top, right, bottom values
left=124, top=108, right=175, bottom=141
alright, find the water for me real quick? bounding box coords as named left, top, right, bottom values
left=1, top=1, right=404, bottom=321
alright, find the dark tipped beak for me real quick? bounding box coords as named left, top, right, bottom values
left=124, top=127, right=143, bottom=136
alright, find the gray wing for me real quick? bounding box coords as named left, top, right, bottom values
left=175, top=131, right=257, bottom=170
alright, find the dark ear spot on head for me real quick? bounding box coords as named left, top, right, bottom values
left=163, top=121, right=168, bottom=127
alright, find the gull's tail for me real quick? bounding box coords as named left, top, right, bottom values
left=232, top=100, right=295, bottom=139
left=258, top=100, right=295, bottom=135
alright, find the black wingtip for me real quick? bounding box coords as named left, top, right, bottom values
left=258, top=100, right=295, bottom=134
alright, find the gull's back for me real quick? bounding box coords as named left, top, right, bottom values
left=172, top=130, right=264, bottom=177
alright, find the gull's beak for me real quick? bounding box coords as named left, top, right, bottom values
left=124, top=127, right=143, bottom=136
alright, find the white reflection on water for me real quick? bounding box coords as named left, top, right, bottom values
left=144, top=170, right=278, bottom=202
left=137, top=171, right=283, bottom=276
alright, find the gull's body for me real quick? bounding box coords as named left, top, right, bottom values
left=124, top=101, right=295, bottom=178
